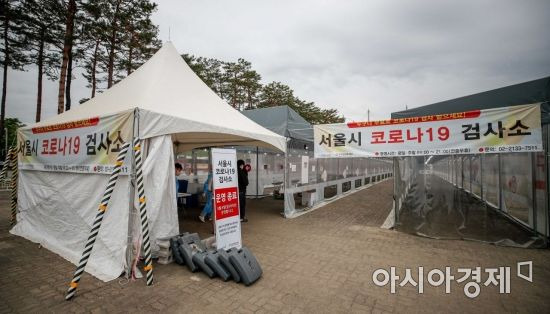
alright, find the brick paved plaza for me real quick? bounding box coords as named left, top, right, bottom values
left=1, top=180, right=550, bottom=313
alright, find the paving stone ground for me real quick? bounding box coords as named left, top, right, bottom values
left=1, top=179, right=550, bottom=313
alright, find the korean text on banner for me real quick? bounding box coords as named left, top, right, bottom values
left=17, top=111, right=133, bottom=174
left=314, top=103, right=543, bottom=158
left=212, top=148, right=242, bottom=250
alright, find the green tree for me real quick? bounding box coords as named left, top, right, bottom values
left=57, top=0, right=77, bottom=114
left=203, top=58, right=224, bottom=97
left=317, top=108, right=345, bottom=124
left=21, top=0, right=64, bottom=122
left=241, top=64, right=261, bottom=110
left=182, top=54, right=203, bottom=76
left=0, top=117, right=24, bottom=158
left=222, top=60, right=247, bottom=110
left=100, top=0, right=123, bottom=89
left=80, top=0, right=108, bottom=99
left=1, top=0, right=28, bottom=158
left=258, top=81, right=295, bottom=108
left=183, top=54, right=226, bottom=98
left=78, top=0, right=160, bottom=98
left=182, top=56, right=345, bottom=123
left=116, top=0, right=160, bottom=78
left=259, top=82, right=344, bottom=123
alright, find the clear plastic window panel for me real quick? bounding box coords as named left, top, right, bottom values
left=463, top=156, right=471, bottom=192
left=395, top=153, right=546, bottom=248
left=501, top=153, right=533, bottom=227
left=482, top=154, right=499, bottom=207
left=471, top=155, right=481, bottom=197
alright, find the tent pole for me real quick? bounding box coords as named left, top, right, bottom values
left=8, top=148, right=18, bottom=226
left=256, top=146, right=259, bottom=198
left=393, top=157, right=398, bottom=226
left=125, top=108, right=139, bottom=278
left=545, top=124, right=550, bottom=241
left=531, top=152, right=537, bottom=234
left=283, top=138, right=289, bottom=217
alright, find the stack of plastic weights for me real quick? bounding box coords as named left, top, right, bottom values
left=156, top=236, right=173, bottom=264
left=170, top=232, right=262, bottom=286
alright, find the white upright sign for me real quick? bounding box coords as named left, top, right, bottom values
left=211, top=148, right=242, bottom=250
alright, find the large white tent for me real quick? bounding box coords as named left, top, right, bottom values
left=11, top=42, right=286, bottom=282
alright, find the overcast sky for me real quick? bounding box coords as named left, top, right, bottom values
left=3, top=0, right=550, bottom=125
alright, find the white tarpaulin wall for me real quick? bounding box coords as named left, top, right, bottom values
left=132, top=135, right=179, bottom=254
left=11, top=134, right=179, bottom=282
left=11, top=169, right=131, bottom=281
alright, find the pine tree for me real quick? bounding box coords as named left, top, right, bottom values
left=21, top=0, right=64, bottom=122
left=182, top=56, right=344, bottom=123
left=0, top=0, right=27, bottom=157
left=57, top=0, right=77, bottom=114
left=117, top=0, right=160, bottom=78
left=258, top=81, right=295, bottom=108
left=0, top=117, right=23, bottom=156
left=239, top=59, right=261, bottom=110
left=80, top=0, right=108, bottom=98
left=222, top=60, right=247, bottom=110
left=103, top=0, right=122, bottom=88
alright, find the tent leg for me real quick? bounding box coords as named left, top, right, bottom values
left=125, top=109, right=138, bottom=278
left=283, top=138, right=289, bottom=217
left=66, top=143, right=131, bottom=300
left=256, top=146, right=259, bottom=198
left=8, top=148, right=18, bottom=226
left=125, top=168, right=136, bottom=278
left=133, top=137, right=154, bottom=285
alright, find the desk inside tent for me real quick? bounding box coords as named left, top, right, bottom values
left=177, top=180, right=200, bottom=208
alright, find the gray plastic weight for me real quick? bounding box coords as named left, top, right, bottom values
left=170, top=237, right=184, bottom=265
left=192, top=251, right=216, bottom=278
left=170, top=233, right=189, bottom=265
left=217, top=249, right=240, bottom=283
left=204, top=251, right=231, bottom=281
left=178, top=233, right=206, bottom=272
left=228, top=247, right=262, bottom=286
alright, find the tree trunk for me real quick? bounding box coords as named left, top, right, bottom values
left=91, top=38, right=99, bottom=98
left=1, top=11, right=9, bottom=156
left=127, top=34, right=133, bottom=76
left=57, top=0, right=77, bottom=114
left=107, top=0, right=122, bottom=88
left=65, top=45, right=73, bottom=111
left=36, top=29, right=45, bottom=122
left=107, top=29, right=115, bottom=88
left=233, top=73, right=238, bottom=110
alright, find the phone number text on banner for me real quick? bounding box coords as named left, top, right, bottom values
left=314, top=103, right=543, bottom=158
left=17, top=111, right=133, bottom=174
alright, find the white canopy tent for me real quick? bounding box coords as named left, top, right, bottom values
left=11, top=42, right=286, bottom=282
left=26, top=42, right=286, bottom=152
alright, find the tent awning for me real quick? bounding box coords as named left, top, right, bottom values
left=242, top=106, right=313, bottom=142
